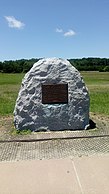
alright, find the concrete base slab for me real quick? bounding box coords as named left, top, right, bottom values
left=0, top=156, right=109, bottom=194
left=0, top=159, right=81, bottom=194
left=73, top=155, right=109, bottom=194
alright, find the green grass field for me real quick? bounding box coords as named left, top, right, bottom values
left=0, top=72, right=109, bottom=116
left=0, top=73, right=24, bottom=115
left=81, top=72, right=109, bottom=115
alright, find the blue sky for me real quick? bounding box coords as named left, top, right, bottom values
left=0, top=0, right=109, bottom=61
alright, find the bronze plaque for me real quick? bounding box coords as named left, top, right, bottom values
left=42, top=83, right=68, bottom=104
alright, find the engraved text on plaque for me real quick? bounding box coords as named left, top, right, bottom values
left=42, top=83, right=68, bottom=104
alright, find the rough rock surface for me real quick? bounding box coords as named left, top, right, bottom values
left=14, top=58, right=90, bottom=131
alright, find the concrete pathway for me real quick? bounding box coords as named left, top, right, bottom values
left=0, top=155, right=109, bottom=194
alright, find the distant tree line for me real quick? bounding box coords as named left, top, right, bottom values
left=0, top=58, right=39, bottom=73
left=69, top=58, right=109, bottom=72
left=0, top=57, right=109, bottom=73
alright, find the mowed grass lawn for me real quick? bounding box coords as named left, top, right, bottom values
left=0, top=72, right=109, bottom=116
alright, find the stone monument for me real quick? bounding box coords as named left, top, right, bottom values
left=14, top=58, right=90, bottom=131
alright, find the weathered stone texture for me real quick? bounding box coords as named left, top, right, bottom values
left=14, top=58, right=90, bottom=131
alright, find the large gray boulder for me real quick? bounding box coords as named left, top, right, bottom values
left=14, top=58, right=90, bottom=131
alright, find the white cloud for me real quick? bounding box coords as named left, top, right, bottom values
left=64, top=30, right=76, bottom=37
left=4, top=16, right=25, bottom=29
left=56, top=28, right=63, bottom=33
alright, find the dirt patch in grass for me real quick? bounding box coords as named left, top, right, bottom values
left=89, top=112, right=109, bottom=131
left=0, top=113, right=109, bottom=141
left=0, top=115, right=14, bottom=140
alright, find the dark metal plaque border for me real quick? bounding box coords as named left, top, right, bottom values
left=42, top=83, right=68, bottom=104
